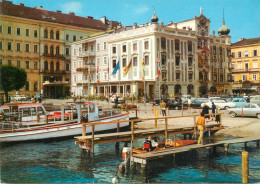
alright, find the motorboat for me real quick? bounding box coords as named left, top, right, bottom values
left=0, top=102, right=129, bottom=143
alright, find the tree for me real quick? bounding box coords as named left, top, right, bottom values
left=199, top=86, right=207, bottom=96
left=209, top=86, right=217, bottom=93
left=0, top=65, right=27, bottom=102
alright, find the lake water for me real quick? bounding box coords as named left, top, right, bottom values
left=1, top=135, right=260, bottom=183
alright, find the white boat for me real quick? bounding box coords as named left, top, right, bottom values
left=0, top=102, right=129, bottom=143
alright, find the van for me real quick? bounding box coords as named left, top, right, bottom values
left=250, top=95, right=260, bottom=103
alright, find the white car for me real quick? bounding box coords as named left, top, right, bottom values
left=201, top=99, right=236, bottom=110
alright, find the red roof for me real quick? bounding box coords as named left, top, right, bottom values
left=0, top=0, right=108, bottom=30
left=232, top=37, right=260, bottom=47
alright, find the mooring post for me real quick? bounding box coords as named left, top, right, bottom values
left=91, top=125, right=95, bottom=155
left=244, top=142, right=247, bottom=148
left=224, top=143, right=229, bottom=153
left=242, top=151, right=249, bottom=183
left=60, top=104, right=65, bottom=123
left=115, top=120, right=120, bottom=150
left=131, top=120, right=134, bottom=149
left=257, top=140, right=259, bottom=148
left=82, top=123, right=86, bottom=136
left=155, top=119, right=158, bottom=128
left=165, top=118, right=168, bottom=141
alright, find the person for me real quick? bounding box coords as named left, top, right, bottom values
left=160, top=100, right=166, bottom=116
left=247, top=96, right=250, bottom=103
left=195, top=113, right=206, bottom=145
left=202, top=104, right=209, bottom=120
left=187, top=98, right=192, bottom=113
left=211, top=102, right=216, bottom=120
left=31, top=95, right=35, bottom=103
left=38, top=94, right=42, bottom=103
left=106, top=95, right=109, bottom=103
left=215, top=105, right=221, bottom=123
left=114, top=96, right=119, bottom=108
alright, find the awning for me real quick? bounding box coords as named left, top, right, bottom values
left=232, top=87, right=258, bottom=91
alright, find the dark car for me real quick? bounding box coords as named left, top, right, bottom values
left=166, top=100, right=201, bottom=110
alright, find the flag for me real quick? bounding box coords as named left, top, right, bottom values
left=89, top=76, right=91, bottom=88
left=97, top=66, right=100, bottom=84
left=112, top=61, right=120, bottom=75
left=156, top=57, right=161, bottom=79
left=142, top=58, right=145, bottom=82
left=124, top=59, right=132, bottom=75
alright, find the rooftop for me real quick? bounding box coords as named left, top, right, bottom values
left=232, top=37, right=260, bottom=47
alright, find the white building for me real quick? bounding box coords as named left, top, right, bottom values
left=71, top=9, right=233, bottom=99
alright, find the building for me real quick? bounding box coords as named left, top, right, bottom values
left=231, top=37, right=260, bottom=95
left=0, top=0, right=118, bottom=98
left=71, top=9, right=233, bottom=99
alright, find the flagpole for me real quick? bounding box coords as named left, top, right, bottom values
left=108, top=60, right=110, bottom=108
left=88, top=57, right=90, bottom=100
left=119, top=60, right=121, bottom=97
left=144, top=61, right=146, bottom=113
left=132, top=56, right=134, bottom=104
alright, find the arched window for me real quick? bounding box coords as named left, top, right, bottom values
left=44, top=30, right=48, bottom=38
left=187, top=84, right=194, bottom=95
left=44, top=61, right=48, bottom=70
left=56, top=46, right=59, bottom=55
left=175, top=39, right=180, bottom=50
left=50, top=46, right=54, bottom=55
left=174, top=84, right=181, bottom=95
left=50, top=30, right=54, bottom=39
left=25, top=81, right=29, bottom=91
left=50, top=61, right=54, bottom=72
left=44, top=45, right=48, bottom=54
left=56, top=62, right=60, bottom=71
left=34, top=81, right=38, bottom=91
left=56, top=31, right=59, bottom=40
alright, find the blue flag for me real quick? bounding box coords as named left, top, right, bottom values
left=112, top=61, right=120, bottom=75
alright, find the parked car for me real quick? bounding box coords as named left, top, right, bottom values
left=228, top=103, right=260, bottom=119
left=192, top=98, right=208, bottom=106
left=201, top=99, right=236, bottom=109
left=231, top=97, right=248, bottom=107
left=250, top=95, right=260, bottom=103
left=13, top=95, right=26, bottom=101
left=166, top=100, right=200, bottom=110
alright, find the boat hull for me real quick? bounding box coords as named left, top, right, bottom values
left=0, top=114, right=129, bottom=143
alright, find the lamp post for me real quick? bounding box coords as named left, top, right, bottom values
left=239, top=80, right=242, bottom=97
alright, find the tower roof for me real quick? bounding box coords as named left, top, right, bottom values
left=218, top=9, right=230, bottom=36
left=151, top=10, right=158, bottom=23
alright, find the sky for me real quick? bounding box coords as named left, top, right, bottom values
left=11, top=0, right=260, bottom=43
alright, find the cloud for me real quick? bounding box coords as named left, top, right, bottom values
left=134, top=6, right=150, bottom=14
left=60, top=1, right=83, bottom=14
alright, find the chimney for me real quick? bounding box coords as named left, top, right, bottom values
left=56, top=10, right=62, bottom=13
left=213, top=30, right=215, bottom=36
left=133, top=22, right=137, bottom=28
left=19, top=3, right=24, bottom=6
left=69, top=12, right=75, bottom=15
left=168, top=21, right=173, bottom=25
left=86, top=16, right=93, bottom=19
left=101, top=16, right=107, bottom=24
left=161, top=21, right=164, bottom=26
left=239, top=38, right=245, bottom=41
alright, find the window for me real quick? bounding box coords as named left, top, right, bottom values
left=242, top=75, right=247, bottom=81
left=253, top=50, right=257, bottom=56
left=238, top=51, right=241, bottom=58
left=104, top=56, right=107, bottom=65
left=74, top=75, right=76, bottom=82
left=25, top=82, right=29, bottom=91
left=7, top=42, right=12, bottom=50
left=80, top=36, right=83, bottom=39
left=133, top=57, right=137, bottom=66
left=97, top=44, right=100, bottom=51
left=66, top=48, right=70, bottom=55
left=74, top=49, right=76, bottom=55
left=34, top=45, right=38, bottom=53
left=133, top=43, right=137, bottom=51
left=8, top=26, right=12, bottom=34
left=175, top=55, right=180, bottom=66
left=122, top=58, right=126, bottom=67
left=232, top=63, right=235, bottom=69
left=56, top=62, right=60, bottom=71
left=188, top=72, right=193, bottom=80
left=73, top=35, right=76, bottom=41
left=50, top=30, right=54, bottom=39
left=244, top=50, right=248, bottom=57
left=252, top=74, right=257, bottom=81
left=0, top=59, right=2, bottom=66
left=219, top=47, right=222, bottom=55
left=17, top=43, right=21, bottom=51
left=8, top=60, right=12, bottom=65
left=56, top=31, right=59, bottom=40
left=97, top=57, right=100, bottom=65
left=161, top=37, right=166, bottom=50
left=34, top=30, right=37, bottom=37
left=144, top=41, right=149, bottom=50
left=56, top=46, right=59, bottom=55
left=25, top=29, right=29, bottom=36
left=104, top=72, right=107, bottom=80
left=145, top=56, right=149, bottom=65
left=0, top=25, right=2, bottom=33
left=104, top=42, right=106, bottom=49
left=220, top=75, right=223, bottom=82
left=122, top=45, right=126, bottom=52
left=232, top=52, right=235, bottom=58
left=34, top=61, right=38, bottom=69
left=34, top=82, right=38, bottom=91
left=237, top=63, right=242, bottom=69
left=44, top=30, right=48, bottom=38
left=44, top=45, right=48, bottom=54
left=161, top=54, right=166, bottom=65
left=66, top=34, right=69, bottom=41
left=17, top=28, right=21, bottom=35
left=112, top=46, right=116, bottom=53
left=0, top=41, right=2, bottom=50
left=17, top=60, right=21, bottom=67
left=188, top=57, right=192, bottom=66
left=112, top=59, right=117, bottom=69
left=90, top=45, right=93, bottom=51
left=25, top=44, right=30, bottom=52
left=176, top=72, right=180, bottom=80
left=50, top=62, right=54, bottom=72
left=253, top=61, right=258, bottom=68
left=66, top=63, right=70, bottom=71
left=44, top=61, right=48, bottom=70
left=175, top=39, right=179, bottom=50
left=26, top=61, right=30, bottom=69
left=50, top=46, right=54, bottom=55
left=188, top=41, right=192, bottom=52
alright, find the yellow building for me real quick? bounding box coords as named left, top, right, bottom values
left=231, top=37, right=260, bottom=95
left=0, top=0, right=117, bottom=98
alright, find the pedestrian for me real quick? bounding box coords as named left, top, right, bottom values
left=247, top=96, right=250, bottom=103
left=114, top=96, right=119, bottom=108
left=195, top=112, right=206, bottom=145
left=215, top=105, right=221, bottom=123
left=38, top=95, right=42, bottom=103
left=187, top=98, right=192, bottom=113
left=211, top=102, right=216, bottom=121
left=31, top=95, right=35, bottom=103
left=202, top=104, right=209, bottom=120
left=106, top=95, right=109, bottom=103
left=160, top=100, right=166, bottom=116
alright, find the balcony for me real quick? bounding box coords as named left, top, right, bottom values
left=79, top=51, right=96, bottom=57
left=41, top=69, right=66, bottom=75
left=76, top=66, right=95, bottom=73
left=232, top=68, right=260, bottom=73
left=43, top=53, right=65, bottom=59
left=43, top=80, right=69, bottom=86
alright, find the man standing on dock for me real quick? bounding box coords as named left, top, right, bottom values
left=195, top=113, right=206, bottom=145
left=160, top=100, right=166, bottom=116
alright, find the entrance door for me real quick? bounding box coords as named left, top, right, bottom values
left=245, top=63, right=249, bottom=71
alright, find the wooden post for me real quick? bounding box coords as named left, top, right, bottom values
left=155, top=119, right=158, bottom=128
left=219, top=114, right=222, bottom=129
left=242, top=107, right=243, bottom=119
left=257, top=140, right=259, bottom=148
left=131, top=120, right=134, bottom=149
left=45, top=115, right=48, bottom=124
left=165, top=117, right=168, bottom=141
left=135, top=108, right=137, bottom=118
left=174, top=134, right=176, bottom=148
left=181, top=103, right=183, bottom=116
left=242, top=151, right=249, bottom=183
left=115, top=120, right=120, bottom=150
left=193, top=115, right=197, bottom=139
left=155, top=107, right=158, bottom=118
left=91, top=125, right=95, bottom=155
left=82, top=123, right=86, bottom=136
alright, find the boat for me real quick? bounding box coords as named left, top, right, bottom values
left=0, top=102, right=129, bottom=143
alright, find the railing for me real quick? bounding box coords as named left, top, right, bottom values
left=80, top=51, right=96, bottom=57
left=41, top=69, right=66, bottom=74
